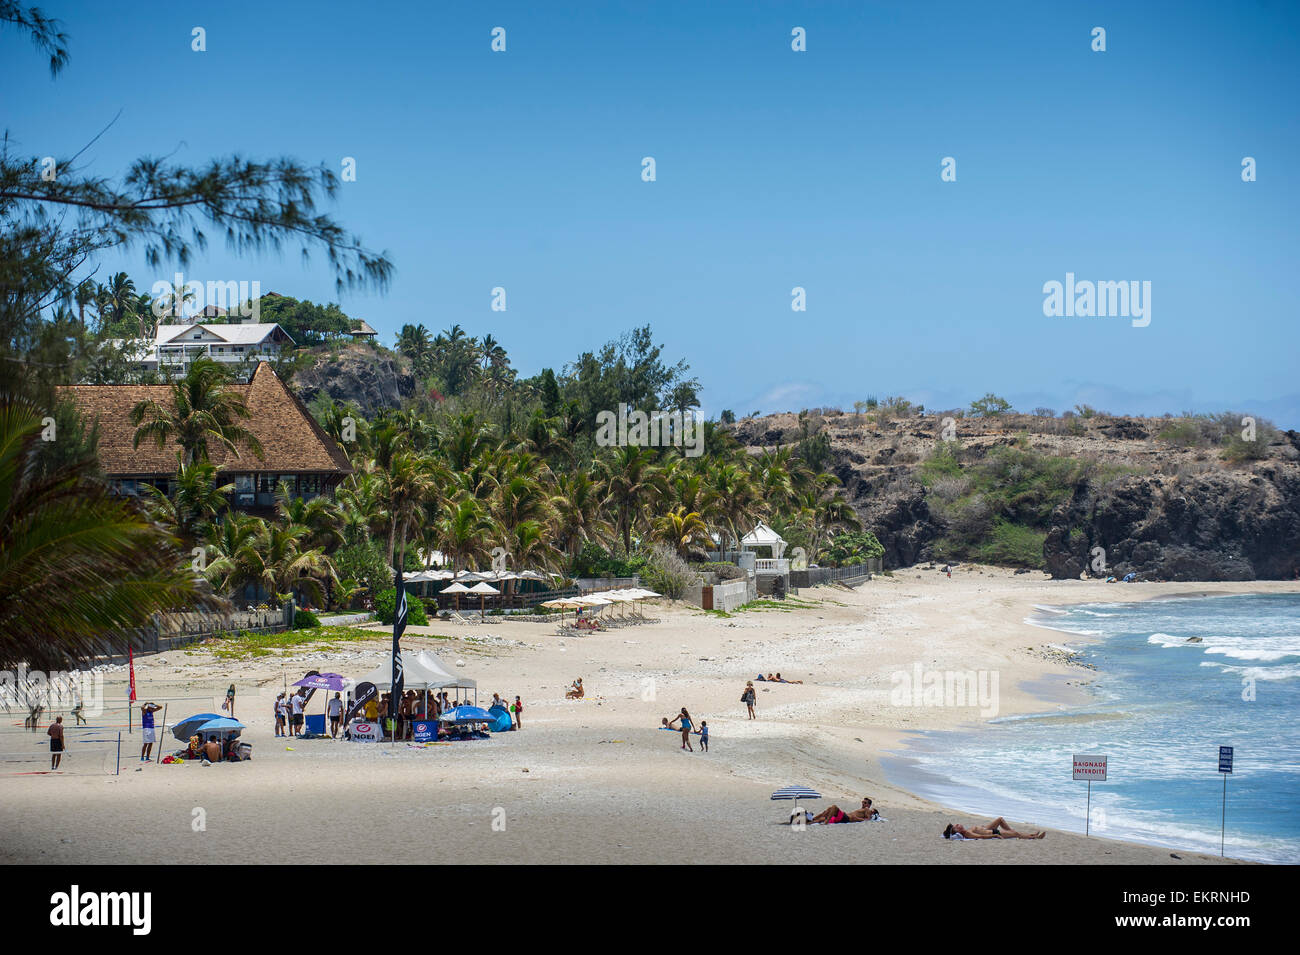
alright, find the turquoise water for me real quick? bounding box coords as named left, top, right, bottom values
left=882, top=593, right=1300, bottom=863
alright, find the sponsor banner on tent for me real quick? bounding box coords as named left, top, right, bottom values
left=349, top=721, right=381, bottom=742
left=412, top=720, right=436, bottom=742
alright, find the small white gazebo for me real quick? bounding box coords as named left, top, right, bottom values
left=741, top=521, right=786, bottom=557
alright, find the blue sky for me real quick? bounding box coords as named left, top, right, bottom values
left=6, top=1, right=1298, bottom=425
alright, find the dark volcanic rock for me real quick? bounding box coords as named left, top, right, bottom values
left=1044, top=468, right=1300, bottom=581
left=293, top=349, right=415, bottom=419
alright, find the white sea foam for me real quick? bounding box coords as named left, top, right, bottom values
left=1199, top=661, right=1300, bottom=681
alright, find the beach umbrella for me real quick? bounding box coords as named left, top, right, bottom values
left=293, top=672, right=347, bottom=690
left=172, top=712, right=223, bottom=742
left=770, top=784, right=822, bottom=818
left=195, top=717, right=245, bottom=739
left=441, top=581, right=470, bottom=612
left=293, top=672, right=348, bottom=730
left=468, top=581, right=499, bottom=620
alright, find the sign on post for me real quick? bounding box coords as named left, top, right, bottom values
left=1073, top=754, right=1107, bottom=836
left=1218, top=746, right=1233, bottom=857
left=1073, top=754, right=1107, bottom=781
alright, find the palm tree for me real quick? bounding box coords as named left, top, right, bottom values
left=155, top=276, right=197, bottom=326
left=598, top=445, right=665, bottom=554
left=0, top=401, right=224, bottom=670
left=95, top=272, right=138, bottom=335
left=652, top=506, right=710, bottom=558
left=260, top=522, right=335, bottom=606
left=437, top=497, right=495, bottom=573
left=275, top=481, right=342, bottom=552
left=207, top=518, right=334, bottom=607
left=378, top=451, right=444, bottom=567
left=707, top=460, right=759, bottom=553
left=130, top=357, right=263, bottom=465
left=73, top=278, right=97, bottom=327
left=142, top=455, right=234, bottom=549
left=549, top=471, right=612, bottom=561
left=503, top=519, right=561, bottom=575
left=205, top=513, right=266, bottom=599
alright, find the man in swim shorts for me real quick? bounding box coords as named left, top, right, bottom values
left=806, top=797, right=879, bottom=825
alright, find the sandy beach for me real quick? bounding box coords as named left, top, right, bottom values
left=3, top=569, right=1294, bottom=865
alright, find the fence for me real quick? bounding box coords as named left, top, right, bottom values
left=789, top=560, right=881, bottom=588
left=85, top=605, right=291, bottom=664
left=574, top=576, right=640, bottom=591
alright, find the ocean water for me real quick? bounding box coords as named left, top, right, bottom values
left=881, top=593, right=1300, bottom=863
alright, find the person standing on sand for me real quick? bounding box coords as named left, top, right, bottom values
left=513, top=695, right=523, bottom=729
left=139, top=701, right=161, bottom=761
left=224, top=683, right=236, bottom=719
left=698, top=720, right=709, bottom=752
left=668, top=708, right=695, bottom=752
left=742, top=681, right=756, bottom=720
left=328, top=692, right=343, bottom=738
left=290, top=689, right=305, bottom=737
left=47, top=716, right=65, bottom=770
left=274, top=693, right=287, bottom=737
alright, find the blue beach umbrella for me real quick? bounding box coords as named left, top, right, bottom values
left=172, top=713, right=224, bottom=742
left=770, top=784, right=822, bottom=817
left=438, top=705, right=493, bottom=725
left=195, top=717, right=245, bottom=738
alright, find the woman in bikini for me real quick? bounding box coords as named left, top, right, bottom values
left=943, top=817, right=1045, bottom=839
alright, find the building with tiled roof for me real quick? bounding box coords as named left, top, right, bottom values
left=61, top=362, right=351, bottom=510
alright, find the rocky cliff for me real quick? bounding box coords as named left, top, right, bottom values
left=292, top=345, right=415, bottom=419
left=728, top=410, right=1300, bottom=581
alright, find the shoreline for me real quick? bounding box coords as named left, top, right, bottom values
left=877, top=578, right=1297, bottom=862
left=1, top=570, right=1294, bottom=865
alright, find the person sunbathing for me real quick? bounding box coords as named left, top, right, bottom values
left=774, top=673, right=803, bottom=684
left=803, top=798, right=879, bottom=825
left=943, top=817, right=1045, bottom=839
left=566, top=678, right=585, bottom=699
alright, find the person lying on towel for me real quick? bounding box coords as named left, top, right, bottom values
left=943, top=817, right=1045, bottom=839
left=793, top=797, right=880, bottom=825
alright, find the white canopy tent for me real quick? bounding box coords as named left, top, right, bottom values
left=415, top=650, right=477, bottom=690
left=354, top=654, right=449, bottom=690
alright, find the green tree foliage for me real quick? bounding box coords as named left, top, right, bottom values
left=969, top=393, right=1013, bottom=417
left=374, top=587, right=429, bottom=626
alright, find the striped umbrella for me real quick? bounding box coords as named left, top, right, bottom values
left=770, top=784, right=822, bottom=817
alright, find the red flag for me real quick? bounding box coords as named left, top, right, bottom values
left=128, top=646, right=137, bottom=702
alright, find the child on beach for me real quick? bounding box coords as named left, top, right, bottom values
left=697, top=721, right=709, bottom=751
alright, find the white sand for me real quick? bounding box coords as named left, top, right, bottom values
left=3, top=568, right=1292, bottom=864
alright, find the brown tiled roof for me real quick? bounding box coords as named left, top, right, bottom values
left=61, top=362, right=352, bottom=478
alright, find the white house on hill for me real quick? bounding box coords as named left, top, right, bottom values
left=106, top=322, right=295, bottom=379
